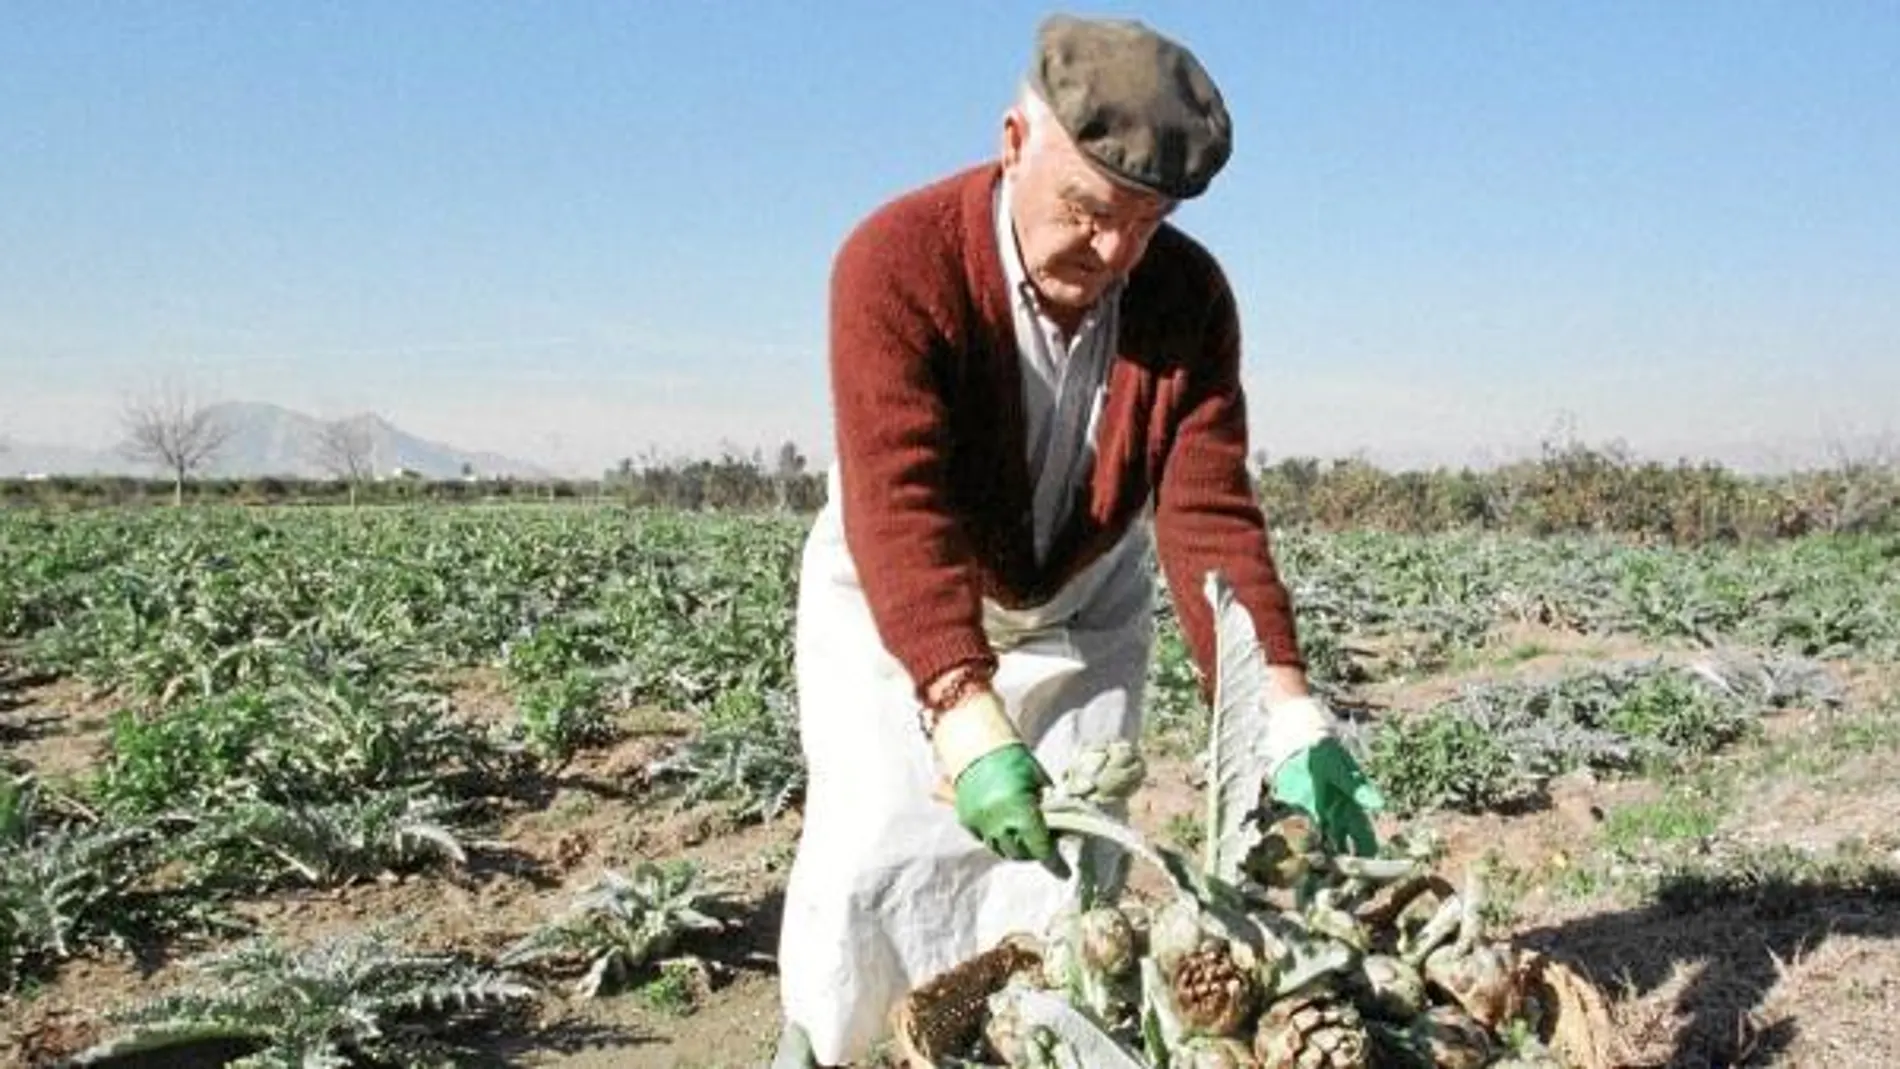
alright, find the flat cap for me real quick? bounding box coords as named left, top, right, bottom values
left=1029, top=13, right=1232, bottom=199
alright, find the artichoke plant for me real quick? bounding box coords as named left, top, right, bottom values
left=916, top=572, right=1608, bottom=1069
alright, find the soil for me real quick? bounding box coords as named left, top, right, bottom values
left=2, top=677, right=123, bottom=782
left=6, top=639, right=1900, bottom=1068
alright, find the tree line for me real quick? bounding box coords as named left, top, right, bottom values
left=7, top=440, right=1898, bottom=544
left=4, top=386, right=1895, bottom=543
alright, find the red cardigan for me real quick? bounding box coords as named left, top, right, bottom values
left=827, top=162, right=1304, bottom=703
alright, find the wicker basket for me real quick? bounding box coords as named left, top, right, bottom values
left=891, top=940, right=1621, bottom=1069
left=889, top=934, right=1044, bottom=1069
left=1519, top=950, right=1622, bottom=1069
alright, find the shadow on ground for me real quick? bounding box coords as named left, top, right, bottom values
left=43, top=1020, right=657, bottom=1069
left=467, top=1019, right=658, bottom=1067
left=1517, top=862, right=1900, bottom=1066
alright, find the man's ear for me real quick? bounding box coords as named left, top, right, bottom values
left=1000, top=107, right=1028, bottom=171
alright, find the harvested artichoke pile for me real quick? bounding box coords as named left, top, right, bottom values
left=919, top=575, right=1603, bottom=1069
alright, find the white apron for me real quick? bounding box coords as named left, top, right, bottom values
left=776, top=467, right=1155, bottom=1065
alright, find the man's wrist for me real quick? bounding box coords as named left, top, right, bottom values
left=920, top=663, right=995, bottom=735
left=1264, top=663, right=1312, bottom=705
left=929, top=689, right=1020, bottom=781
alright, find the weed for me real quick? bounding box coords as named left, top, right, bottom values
left=1473, top=849, right=1533, bottom=931
left=1503, top=642, right=1552, bottom=665
left=1164, top=812, right=1204, bottom=856
left=515, top=668, right=616, bottom=767
left=637, top=958, right=705, bottom=1016
left=1600, top=793, right=1722, bottom=854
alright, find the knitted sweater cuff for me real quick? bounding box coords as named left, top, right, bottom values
left=894, top=630, right=998, bottom=707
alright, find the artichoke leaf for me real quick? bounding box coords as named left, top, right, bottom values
left=1202, top=571, right=1277, bottom=886
left=1042, top=798, right=1202, bottom=903
left=1276, top=938, right=1360, bottom=1000
left=1399, top=893, right=1466, bottom=967
left=68, top=1023, right=269, bottom=1065
left=1328, top=854, right=1429, bottom=884
left=1005, top=986, right=1155, bottom=1069
left=1140, top=956, right=1184, bottom=1067
left=1243, top=908, right=1359, bottom=998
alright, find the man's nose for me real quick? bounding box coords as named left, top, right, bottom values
left=1090, top=226, right=1142, bottom=271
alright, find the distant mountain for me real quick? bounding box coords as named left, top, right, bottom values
left=193, top=402, right=551, bottom=480
left=0, top=401, right=551, bottom=480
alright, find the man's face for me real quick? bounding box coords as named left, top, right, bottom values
left=1001, top=106, right=1174, bottom=315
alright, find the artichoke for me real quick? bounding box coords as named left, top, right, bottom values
left=983, top=979, right=1035, bottom=1065
left=1040, top=907, right=1085, bottom=991
left=1490, top=1047, right=1568, bottom=1069
left=1151, top=896, right=1288, bottom=997
left=1354, top=872, right=1455, bottom=946
left=1058, top=739, right=1147, bottom=805
left=1150, top=897, right=1222, bottom=979
left=1352, top=953, right=1426, bottom=1022
left=1424, top=942, right=1525, bottom=1030
left=1078, top=905, right=1139, bottom=979
left=1241, top=808, right=1322, bottom=889
left=1253, top=990, right=1371, bottom=1069
left=1303, top=889, right=1370, bottom=954
left=1178, top=1035, right=1262, bottom=1069
left=1172, top=942, right=1261, bottom=1038
left=1040, top=905, right=1139, bottom=1032
left=1412, top=1004, right=1494, bottom=1069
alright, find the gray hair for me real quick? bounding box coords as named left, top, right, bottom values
left=1015, top=81, right=1065, bottom=158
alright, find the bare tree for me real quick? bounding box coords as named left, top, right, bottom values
left=773, top=440, right=807, bottom=512
left=119, top=383, right=232, bottom=506
left=311, top=417, right=377, bottom=507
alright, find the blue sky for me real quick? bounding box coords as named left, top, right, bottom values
left=4, top=2, right=1896, bottom=474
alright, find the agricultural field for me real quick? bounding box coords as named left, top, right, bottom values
left=2, top=504, right=1898, bottom=1067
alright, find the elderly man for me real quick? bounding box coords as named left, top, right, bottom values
left=771, top=14, right=1384, bottom=1067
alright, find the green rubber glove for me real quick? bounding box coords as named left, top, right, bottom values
left=953, top=743, right=1067, bottom=875
left=1272, top=738, right=1386, bottom=857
